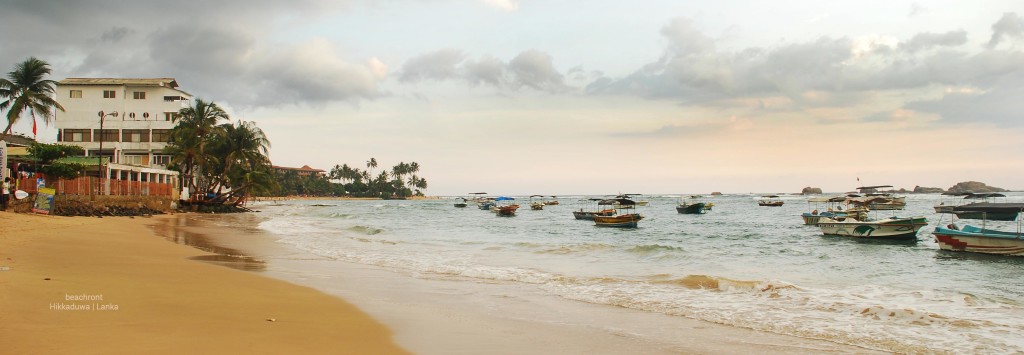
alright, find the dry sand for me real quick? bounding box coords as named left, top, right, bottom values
left=0, top=212, right=407, bottom=354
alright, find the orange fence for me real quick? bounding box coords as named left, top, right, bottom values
left=14, top=175, right=174, bottom=197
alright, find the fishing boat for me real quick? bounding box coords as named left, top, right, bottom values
left=953, top=194, right=1018, bottom=221
left=454, top=197, right=468, bottom=208
left=933, top=191, right=969, bottom=213
left=800, top=195, right=868, bottom=225
left=932, top=203, right=1024, bottom=256
left=494, top=196, right=519, bottom=217
left=676, top=195, right=710, bottom=214
left=856, top=185, right=906, bottom=210
left=529, top=195, right=545, bottom=210
left=593, top=198, right=643, bottom=228
left=758, top=195, right=784, bottom=207
left=573, top=198, right=617, bottom=220
left=817, top=197, right=928, bottom=239
left=544, top=196, right=560, bottom=205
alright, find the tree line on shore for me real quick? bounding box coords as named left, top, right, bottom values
left=270, top=158, right=428, bottom=198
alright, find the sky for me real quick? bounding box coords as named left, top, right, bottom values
left=2, top=0, right=1023, bottom=195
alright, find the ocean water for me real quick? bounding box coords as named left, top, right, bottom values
left=250, top=194, right=1024, bottom=353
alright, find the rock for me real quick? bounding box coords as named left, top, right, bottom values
left=913, top=186, right=945, bottom=193
left=710, top=192, right=723, bottom=195
left=801, top=187, right=823, bottom=195
left=947, top=181, right=1008, bottom=194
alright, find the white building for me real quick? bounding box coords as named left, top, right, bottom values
left=54, top=78, right=191, bottom=168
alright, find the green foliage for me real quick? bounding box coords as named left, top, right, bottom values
left=267, top=158, right=428, bottom=198
left=27, top=143, right=87, bottom=179
left=0, top=57, right=65, bottom=140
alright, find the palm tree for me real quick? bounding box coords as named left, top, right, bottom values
left=166, top=98, right=229, bottom=193
left=366, top=157, right=378, bottom=177
left=0, top=57, right=64, bottom=140
left=210, top=120, right=270, bottom=192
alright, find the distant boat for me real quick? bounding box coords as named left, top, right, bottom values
left=544, top=196, right=560, bottom=205
left=454, top=197, right=468, bottom=208
left=933, top=203, right=1024, bottom=256
left=573, top=198, right=616, bottom=220
left=676, top=195, right=711, bottom=214
left=758, top=195, right=784, bottom=207
left=593, top=198, right=643, bottom=228
left=800, top=195, right=867, bottom=225
left=529, top=195, right=545, bottom=210
left=494, top=196, right=518, bottom=217
left=616, top=194, right=648, bottom=206
left=856, top=185, right=906, bottom=210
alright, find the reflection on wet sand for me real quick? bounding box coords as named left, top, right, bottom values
left=150, top=215, right=267, bottom=271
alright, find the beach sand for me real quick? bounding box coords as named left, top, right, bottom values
left=0, top=212, right=406, bottom=354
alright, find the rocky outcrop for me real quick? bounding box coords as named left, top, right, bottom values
left=913, top=186, right=945, bottom=193
left=710, top=191, right=723, bottom=195
left=801, top=187, right=823, bottom=195
left=947, top=181, right=1008, bottom=194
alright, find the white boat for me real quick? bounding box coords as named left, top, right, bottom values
left=817, top=216, right=928, bottom=240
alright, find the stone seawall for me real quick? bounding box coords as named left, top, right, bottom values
left=9, top=194, right=175, bottom=215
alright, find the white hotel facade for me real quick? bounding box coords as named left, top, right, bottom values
left=55, top=78, right=191, bottom=168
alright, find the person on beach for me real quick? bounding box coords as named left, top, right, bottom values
left=1, top=177, right=11, bottom=211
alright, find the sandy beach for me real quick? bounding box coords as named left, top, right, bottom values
left=0, top=212, right=406, bottom=354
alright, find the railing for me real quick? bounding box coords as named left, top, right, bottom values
left=14, top=175, right=174, bottom=197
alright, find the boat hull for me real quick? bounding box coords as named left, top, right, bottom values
left=758, top=201, right=784, bottom=207
left=676, top=203, right=706, bottom=214
left=817, top=217, right=928, bottom=240
left=454, top=203, right=467, bottom=208
left=593, top=214, right=643, bottom=228
left=573, top=209, right=615, bottom=220
left=933, top=226, right=1024, bottom=256
left=952, top=211, right=1020, bottom=221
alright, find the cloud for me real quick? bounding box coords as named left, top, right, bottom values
left=507, top=49, right=566, bottom=91
left=905, top=74, right=1024, bottom=127
left=399, top=49, right=569, bottom=92
left=398, top=49, right=466, bottom=82
left=987, top=12, right=1024, bottom=49
left=464, top=55, right=507, bottom=86
left=100, top=27, right=135, bottom=43
left=246, top=39, right=384, bottom=107
left=483, top=0, right=519, bottom=12
left=899, top=30, right=968, bottom=53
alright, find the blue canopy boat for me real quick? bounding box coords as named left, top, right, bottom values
left=933, top=203, right=1024, bottom=256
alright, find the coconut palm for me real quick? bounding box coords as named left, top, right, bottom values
left=166, top=98, right=229, bottom=193
left=209, top=120, right=271, bottom=192
left=0, top=57, right=64, bottom=140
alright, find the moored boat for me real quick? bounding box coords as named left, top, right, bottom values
left=493, top=196, right=518, bottom=217
left=932, top=203, right=1024, bottom=256
left=454, top=197, right=468, bottom=208
left=594, top=198, right=643, bottom=228
left=758, top=195, right=784, bottom=207
left=529, top=195, right=545, bottom=210
left=856, top=185, right=906, bottom=210
left=676, top=195, right=710, bottom=214
left=817, top=216, right=928, bottom=240
left=573, top=198, right=616, bottom=220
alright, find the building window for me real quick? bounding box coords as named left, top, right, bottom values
left=151, top=129, right=171, bottom=142
left=63, top=129, right=91, bottom=142
left=103, top=90, right=116, bottom=98
left=163, top=112, right=180, bottom=121
left=151, top=155, right=172, bottom=166
left=122, top=129, right=150, bottom=143
left=70, top=90, right=82, bottom=98
left=133, top=91, right=146, bottom=100
left=93, top=129, right=119, bottom=142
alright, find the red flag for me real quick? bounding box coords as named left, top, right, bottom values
left=32, top=117, right=37, bottom=136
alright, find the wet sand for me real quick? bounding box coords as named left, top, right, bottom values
left=158, top=212, right=886, bottom=354
left=0, top=212, right=406, bottom=354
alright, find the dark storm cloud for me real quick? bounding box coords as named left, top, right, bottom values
left=0, top=0, right=378, bottom=109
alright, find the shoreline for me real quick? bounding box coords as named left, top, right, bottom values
left=158, top=210, right=885, bottom=354
left=0, top=212, right=406, bottom=354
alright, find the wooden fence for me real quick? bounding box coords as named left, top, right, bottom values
left=14, top=175, right=174, bottom=197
